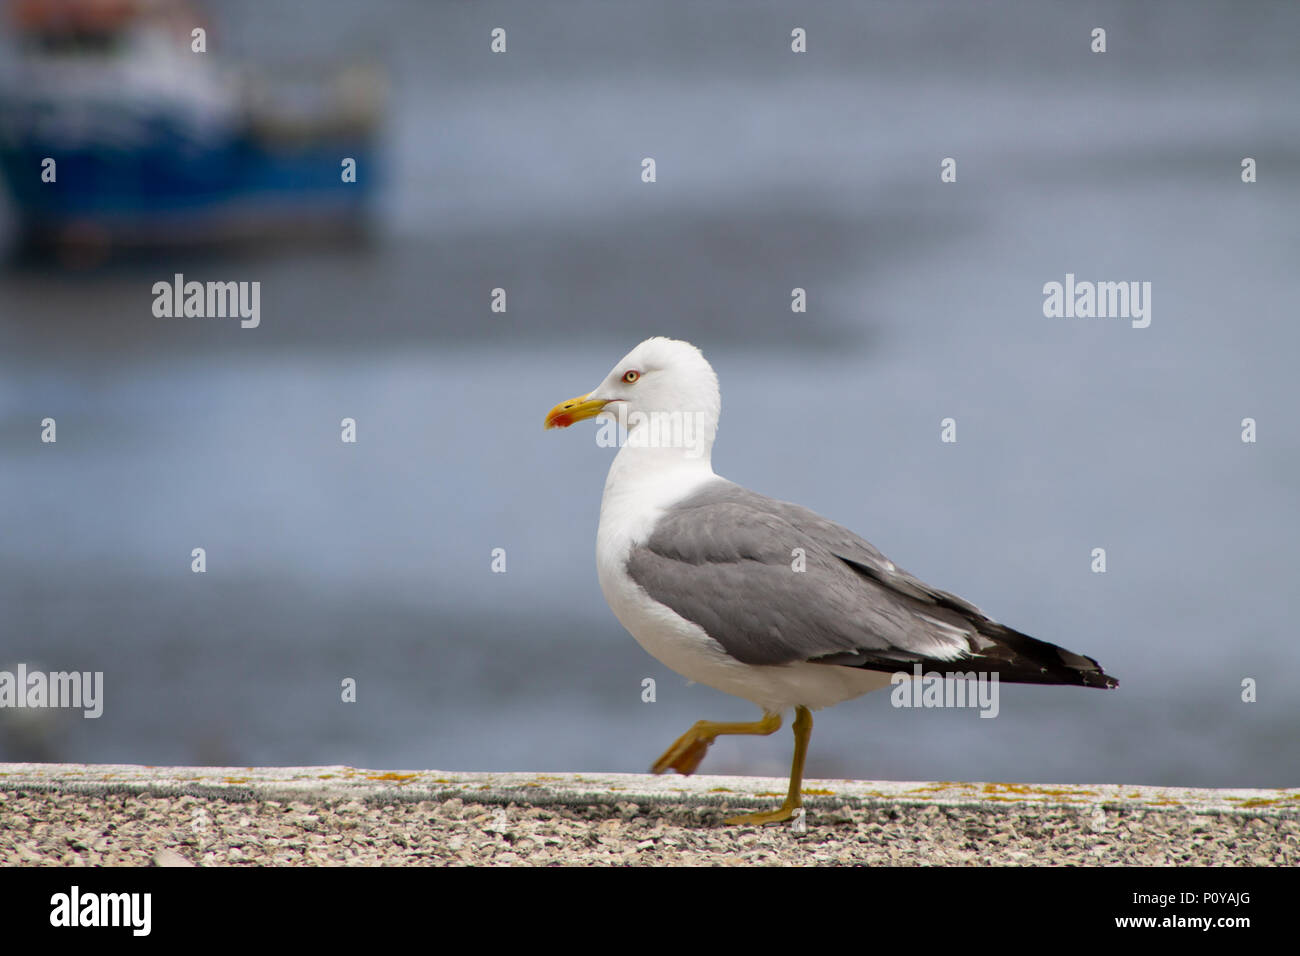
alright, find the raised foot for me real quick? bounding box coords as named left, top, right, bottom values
left=650, top=733, right=712, bottom=776
left=724, top=803, right=801, bottom=826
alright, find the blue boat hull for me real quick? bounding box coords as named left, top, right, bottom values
left=0, top=129, right=378, bottom=244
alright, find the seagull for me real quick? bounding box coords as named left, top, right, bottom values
left=545, top=337, right=1118, bottom=826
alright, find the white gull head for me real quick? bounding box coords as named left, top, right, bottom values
left=545, top=336, right=722, bottom=468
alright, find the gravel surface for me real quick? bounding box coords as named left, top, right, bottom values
left=2, top=787, right=1296, bottom=866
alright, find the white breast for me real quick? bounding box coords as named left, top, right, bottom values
left=594, top=450, right=896, bottom=713
left=595, top=456, right=736, bottom=685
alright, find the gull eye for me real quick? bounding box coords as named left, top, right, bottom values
left=622, top=370, right=640, bottom=384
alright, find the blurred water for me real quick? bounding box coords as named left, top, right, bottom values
left=1, top=1, right=1296, bottom=787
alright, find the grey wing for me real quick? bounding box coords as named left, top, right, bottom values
left=624, top=480, right=1117, bottom=688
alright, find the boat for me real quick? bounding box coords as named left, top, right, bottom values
left=0, top=0, right=384, bottom=252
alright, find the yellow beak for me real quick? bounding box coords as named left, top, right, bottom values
left=544, top=393, right=610, bottom=430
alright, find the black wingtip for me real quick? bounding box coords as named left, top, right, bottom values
left=1060, top=647, right=1119, bottom=689
left=973, top=623, right=1121, bottom=688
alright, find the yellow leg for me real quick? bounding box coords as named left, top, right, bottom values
left=650, top=711, right=781, bottom=776
left=724, top=705, right=813, bottom=826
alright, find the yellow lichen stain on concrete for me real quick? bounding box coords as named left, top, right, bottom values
left=709, top=787, right=734, bottom=793
left=1237, top=798, right=1280, bottom=808
left=907, top=782, right=968, bottom=795
left=981, top=783, right=1098, bottom=800
left=222, top=776, right=251, bottom=784
left=366, top=772, right=418, bottom=784
left=801, top=788, right=836, bottom=796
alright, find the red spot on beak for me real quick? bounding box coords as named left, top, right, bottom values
left=550, top=413, right=573, bottom=428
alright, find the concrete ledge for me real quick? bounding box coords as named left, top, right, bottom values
left=2, top=764, right=1297, bottom=866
